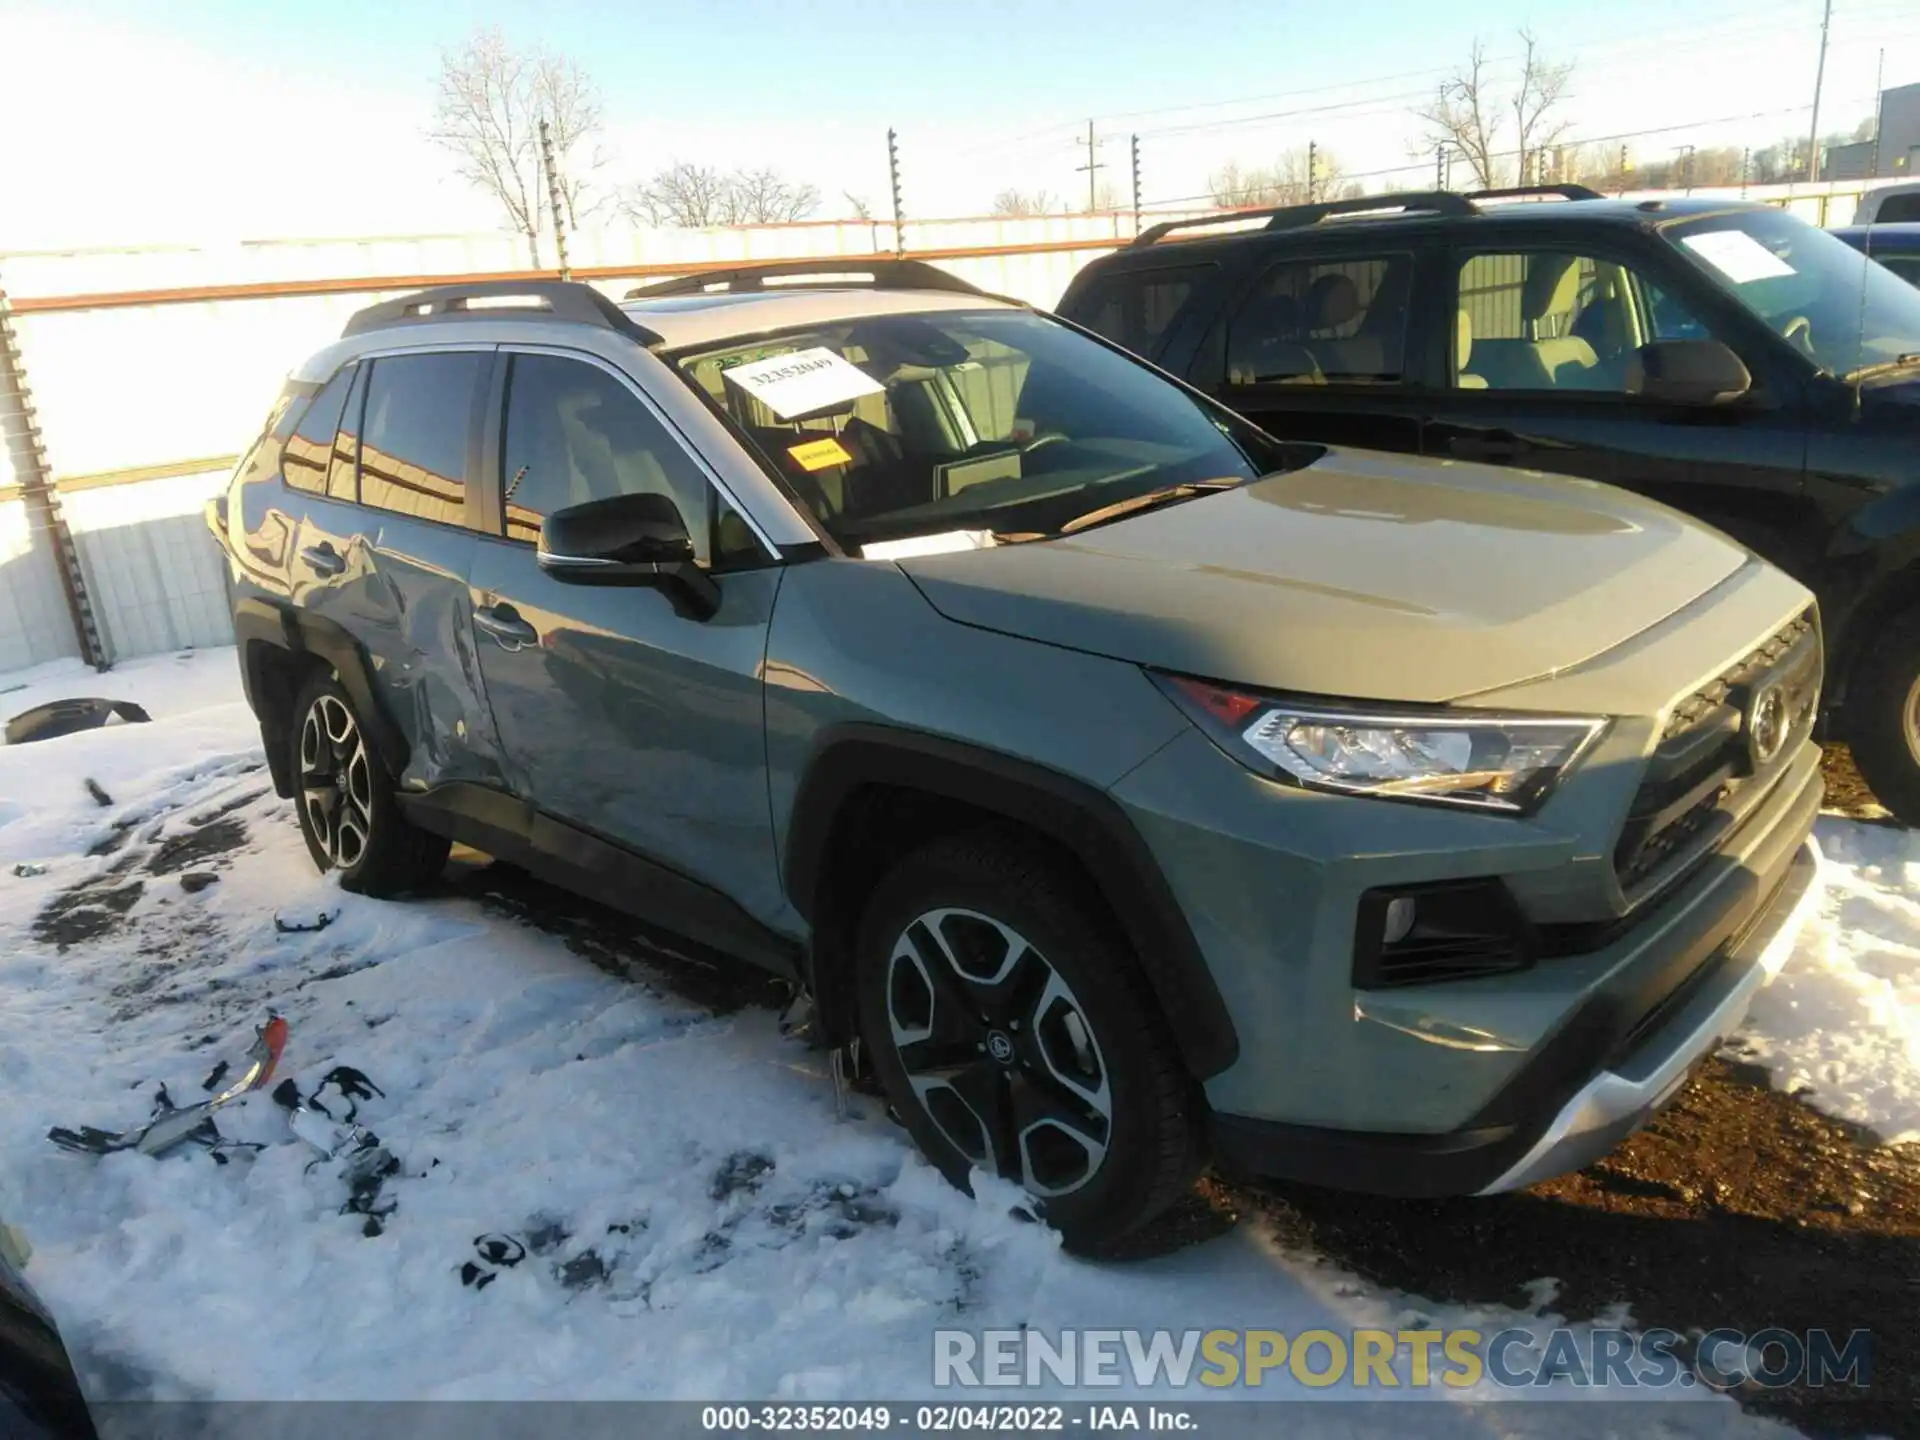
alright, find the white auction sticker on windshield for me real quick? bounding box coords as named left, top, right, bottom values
left=1680, top=230, right=1796, bottom=284
left=721, top=347, right=883, bottom=419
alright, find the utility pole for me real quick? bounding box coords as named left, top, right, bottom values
left=1618, top=143, right=1629, bottom=197
left=538, top=117, right=571, bottom=280
left=1870, top=48, right=1886, bottom=176
left=1678, top=144, right=1696, bottom=195
left=1129, top=133, right=1142, bottom=235
left=1741, top=146, right=1751, bottom=197
left=887, top=127, right=905, bottom=256
left=1075, top=120, right=1106, bottom=213
left=1307, top=140, right=1319, bottom=203
left=1806, top=0, right=1832, bottom=183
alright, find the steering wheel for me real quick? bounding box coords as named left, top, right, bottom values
left=1779, top=314, right=1815, bottom=358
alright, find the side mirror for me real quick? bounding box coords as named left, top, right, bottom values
left=1629, top=338, right=1752, bottom=406
left=537, top=492, right=720, bottom=620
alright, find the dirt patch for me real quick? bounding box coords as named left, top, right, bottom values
left=145, top=816, right=248, bottom=876
left=31, top=878, right=146, bottom=949
left=1203, top=1058, right=1920, bottom=1438
left=1821, top=744, right=1894, bottom=823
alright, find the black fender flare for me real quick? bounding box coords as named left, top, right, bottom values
left=784, top=724, right=1239, bottom=1079
left=234, top=598, right=410, bottom=792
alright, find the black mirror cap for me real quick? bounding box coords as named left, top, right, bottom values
left=536, top=492, right=720, bottom=620
left=539, top=491, right=695, bottom=568
left=1629, top=339, right=1752, bottom=406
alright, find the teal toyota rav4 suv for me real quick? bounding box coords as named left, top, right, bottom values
left=207, top=262, right=1824, bottom=1249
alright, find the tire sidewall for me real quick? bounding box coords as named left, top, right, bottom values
left=853, top=844, right=1180, bottom=1240
left=288, top=672, right=402, bottom=891
left=1848, top=622, right=1920, bottom=824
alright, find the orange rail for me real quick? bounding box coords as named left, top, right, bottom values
left=9, top=236, right=1129, bottom=315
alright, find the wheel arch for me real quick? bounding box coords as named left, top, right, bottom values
left=234, top=599, right=409, bottom=796
left=784, top=725, right=1240, bottom=1079
left=1830, top=560, right=1920, bottom=732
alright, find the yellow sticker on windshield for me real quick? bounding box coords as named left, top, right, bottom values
left=788, top=437, right=853, bottom=471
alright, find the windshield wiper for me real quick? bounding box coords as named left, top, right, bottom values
left=1055, top=478, right=1242, bottom=537
left=1844, top=352, right=1920, bottom=384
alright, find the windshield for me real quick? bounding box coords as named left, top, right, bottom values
left=1661, top=208, right=1920, bottom=378
left=670, top=307, right=1300, bottom=548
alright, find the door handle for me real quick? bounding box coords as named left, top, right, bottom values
left=1446, top=429, right=1527, bottom=462
left=474, top=602, right=539, bottom=651
left=298, top=542, right=346, bottom=577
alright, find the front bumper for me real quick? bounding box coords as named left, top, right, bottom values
left=1477, top=833, right=1821, bottom=1193
left=1208, top=830, right=1823, bottom=1196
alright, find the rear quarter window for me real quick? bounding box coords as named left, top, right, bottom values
left=1066, top=263, right=1214, bottom=359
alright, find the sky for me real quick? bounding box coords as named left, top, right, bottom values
left=1, top=0, right=1917, bottom=250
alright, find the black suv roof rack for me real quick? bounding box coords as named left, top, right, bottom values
left=1464, top=183, right=1605, bottom=204
left=342, top=280, right=662, bottom=344
left=624, top=257, right=988, bottom=300
left=1130, top=183, right=1607, bottom=247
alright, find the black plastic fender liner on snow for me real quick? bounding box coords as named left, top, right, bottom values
left=784, top=724, right=1241, bottom=1080
left=3, top=698, right=150, bottom=746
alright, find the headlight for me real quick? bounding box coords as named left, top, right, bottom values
left=1153, top=673, right=1605, bottom=815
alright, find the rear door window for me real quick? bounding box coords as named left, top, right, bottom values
left=1226, top=255, right=1412, bottom=385
left=1071, top=264, right=1213, bottom=358
left=358, top=353, right=485, bottom=525
left=280, top=365, right=355, bottom=494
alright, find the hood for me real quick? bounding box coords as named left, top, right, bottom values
left=898, top=449, right=1749, bottom=703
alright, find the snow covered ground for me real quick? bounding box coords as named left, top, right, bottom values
left=0, top=648, right=1911, bottom=1431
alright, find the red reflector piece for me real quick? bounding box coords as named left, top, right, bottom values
left=1169, top=675, right=1262, bottom=727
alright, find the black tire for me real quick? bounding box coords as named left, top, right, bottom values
left=1846, top=616, right=1920, bottom=827
left=854, top=829, right=1201, bottom=1251
left=288, top=670, right=450, bottom=897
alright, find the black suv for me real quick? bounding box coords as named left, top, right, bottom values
left=1059, top=185, right=1920, bottom=821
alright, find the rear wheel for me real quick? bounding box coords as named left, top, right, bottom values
left=854, top=830, right=1201, bottom=1250
left=1847, top=616, right=1920, bottom=826
left=289, top=671, right=449, bottom=896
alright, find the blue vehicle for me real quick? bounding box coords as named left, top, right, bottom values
left=1831, top=223, right=1920, bottom=289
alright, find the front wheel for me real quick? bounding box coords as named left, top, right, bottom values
left=289, top=671, right=450, bottom=896
left=1848, top=617, right=1920, bottom=826
left=854, top=831, right=1201, bottom=1251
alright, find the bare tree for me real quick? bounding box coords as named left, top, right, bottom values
left=991, top=188, right=1062, bottom=217
left=624, top=164, right=820, bottom=228
left=1510, top=29, right=1573, bottom=187
left=431, top=27, right=606, bottom=266
left=723, top=168, right=821, bottom=224
left=843, top=191, right=875, bottom=221
left=1208, top=148, right=1355, bottom=208
left=622, top=163, right=732, bottom=227
left=1415, top=31, right=1571, bottom=190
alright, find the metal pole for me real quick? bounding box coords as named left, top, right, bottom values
left=1307, top=140, right=1319, bottom=204
left=1075, top=120, right=1105, bottom=213
left=1435, top=144, right=1446, bottom=190
left=0, top=281, right=108, bottom=669
left=1806, top=0, right=1832, bottom=183
left=1741, top=146, right=1751, bottom=197
left=1130, top=133, right=1142, bottom=235
left=538, top=117, right=572, bottom=281
left=1870, top=48, right=1886, bottom=177
left=887, top=128, right=905, bottom=257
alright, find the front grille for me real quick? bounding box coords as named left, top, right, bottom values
left=1614, top=609, right=1820, bottom=899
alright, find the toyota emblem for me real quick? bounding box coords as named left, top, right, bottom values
left=1746, top=681, right=1789, bottom=769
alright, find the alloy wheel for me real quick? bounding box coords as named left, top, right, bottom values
left=885, top=907, right=1112, bottom=1198
left=299, top=694, right=373, bottom=870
